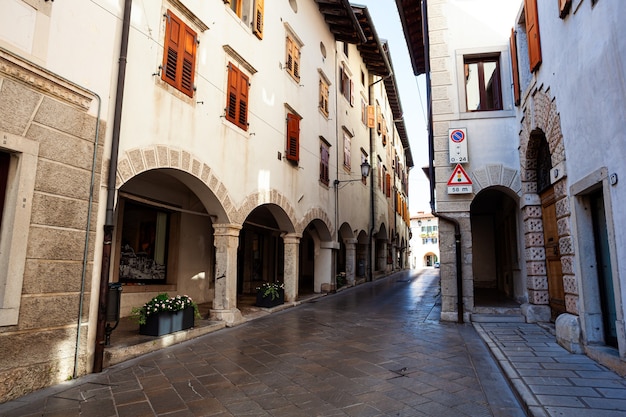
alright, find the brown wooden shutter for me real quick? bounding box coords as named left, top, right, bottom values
left=181, top=26, right=196, bottom=97
left=525, top=0, right=542, bottom=72
left=367, top=105, right=375, bottom=128
left=162, top=12, right=180, bottom=85
left=510, top=29, right=520, bottom=106
left=386, top=174, right=391, bottom=198
left=349, top=79, right=354, bottom=106
left=559, top=0, right=571, bottom=18
left=286, top=114, right=300, bottom=162
left=253, top=0, right=264, bottom=39
left=238, top=72, right=249, bottom=130
left=226, top=63, right=238, bottom=124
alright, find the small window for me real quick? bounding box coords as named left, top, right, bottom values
left=360, top=98, right=367, bottom=125
left=320, top=140, right=330, bottom=186
left=286, top=35, right=301, bottom=81
left=319, top=77, right=329, bottom=117
left=162, top=10, right=197, bottom=97
left=343, top=42, right=349, bottom=57
left=464, top=55, right=502, bottom=111
left=226, top=63, right=250, bottom=130
left=286, top=113, right=300, bottom=163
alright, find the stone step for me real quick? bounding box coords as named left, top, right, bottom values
left=470, top=313, right=526, bottom=323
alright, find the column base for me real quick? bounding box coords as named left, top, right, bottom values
left=209, top=308, right=244, bottom=327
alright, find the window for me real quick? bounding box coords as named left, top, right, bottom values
left=361, top=152, right=368, bottom=185
left=286, top=113, right=300, bottom=163
left=286, top=35, right=301, bottom=81
left=319, top=77, right=329, bottom=117
left=464, top=56, right=502, bottom=111
left=524, top=0, right=542, bottom=72
left=343, top=42, right=349, bottom=57
left=226, top=62, right=249, bottom=130
left=360, top=97, right=367, bottom=125
left=162, top=10, right=197, bottom=98
left=225, top=0, right=264, bottom=38
left=343, top=131, right=351, bottom=170
left=119, top=201, right=170, bottom=284
left=339, top=64, right=353, bottom=105
left=320, top=140, right=330, bottom=186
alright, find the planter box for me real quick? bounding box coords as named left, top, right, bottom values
left=256, top=289, right=284, bottom=308
left=139, top=306, right=195, bottom=336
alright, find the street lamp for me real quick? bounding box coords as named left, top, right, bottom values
left=334, top=160, right=371, bottom=186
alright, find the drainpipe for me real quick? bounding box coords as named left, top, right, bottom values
left=421, top=0, right=463, bottom=323
left=93, top=0, right=132, bottom=372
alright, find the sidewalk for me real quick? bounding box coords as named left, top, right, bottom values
left=474, top=319, right=626, bottom=417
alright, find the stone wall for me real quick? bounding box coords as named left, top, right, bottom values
left=0, top=50, right=103, bottom=403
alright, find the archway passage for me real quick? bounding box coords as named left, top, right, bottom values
left=238, top=205, right=288, bottom=296
left=471, top=188, right=521, bottom=310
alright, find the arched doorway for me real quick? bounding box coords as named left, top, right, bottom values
left=471, top=187, right=521, bottom=309
left=238, top=204, right=293, bottom=296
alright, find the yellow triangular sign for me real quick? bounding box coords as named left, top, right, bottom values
left=447, top=164, right=472, bottom=186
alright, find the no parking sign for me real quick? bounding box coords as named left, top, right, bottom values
left=449, top=128, right=468, bottom=164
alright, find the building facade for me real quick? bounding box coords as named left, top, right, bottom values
left=409, top=212, right=439, bottom=269
left=0, top=0, right=414, bottom=402
left=397, top=0, right=626, bottom=373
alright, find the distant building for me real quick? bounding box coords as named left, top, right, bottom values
left=409, top=212, right=439, bottom=268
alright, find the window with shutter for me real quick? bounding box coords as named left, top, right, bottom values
left=319, top=78, right=329, bottom=117
left=524, top=0, right=542, bottom=72
left=253, top=0, right=264, bottom=39
left=385, top=174, right=391, bottom=198
left=286, top=35, right=301, bottom=81
left=162, top=11, right=197, bottom=97
left=339, top=64, right=351, bottom=102
left=286, top=113, right=300, bottom=162
left=343, top=132, right=351, bottom=170
left=226, top=63, right=249, bottom=131
left=320, top=141, right=330, bottom=186
left=367, top=105, right=375, bottom=128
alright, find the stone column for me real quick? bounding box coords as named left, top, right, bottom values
left=210, top=223, right=243, bottom=325
left=344, top=238, right=357, bottom=285
left=316, top=242, right=336, bottom=292
left=282, top=233, right=301, bottom=303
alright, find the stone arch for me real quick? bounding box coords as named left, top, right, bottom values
left=471, top=164, right=522, bottom=197
left=296, top=207, right=333, bottom=240
left=116, top=145, right=233, bottom=223
left=518, top=87, right=577, bottom=315
left=234, top=190, right=297, bottom=232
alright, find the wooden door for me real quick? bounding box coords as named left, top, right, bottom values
left=541, top=188, right=565, bottom=320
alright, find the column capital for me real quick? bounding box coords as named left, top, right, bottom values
left=213, top=223, right=242, bottom=237
left=281, top=232, right=302, bottom=244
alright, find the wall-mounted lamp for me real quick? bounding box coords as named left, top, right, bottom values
left=334, top=160, right=371, bottom=187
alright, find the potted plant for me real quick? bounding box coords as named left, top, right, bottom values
left=255, top=281, right=285, bottom=308
left=131, top=293, right=200, bottom=336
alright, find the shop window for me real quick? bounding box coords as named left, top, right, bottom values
left=226, top=62, right=249, bottom=130
left=162, top=10, right=197, bottom=98
left=464, top=55, right=502, bottom=111
left=119, top=201, right=170, bottom=284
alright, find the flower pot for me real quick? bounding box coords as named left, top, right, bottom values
left=139, top=306, right=195, bottom=336
left=256, top=289, right=284, bottom=308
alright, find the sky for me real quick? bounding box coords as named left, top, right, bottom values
left=354, top=0, right=432, bottom=215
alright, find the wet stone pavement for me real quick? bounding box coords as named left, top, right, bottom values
left=1, top=270, right=525, bottom=417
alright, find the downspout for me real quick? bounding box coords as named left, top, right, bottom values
left=93, top=0, right=132, bottom=372
left=422, top=0, right=463, bottom=323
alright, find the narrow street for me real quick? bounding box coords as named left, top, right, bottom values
left=1, top=270, right=525, bottom=416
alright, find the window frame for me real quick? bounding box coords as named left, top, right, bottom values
left=342, top=131, right=351, bottom=171
left=161, top=10, right=197, bottom=98
left=463, top=55, right=502, bottom=112
left=0, top=133, right=38, bottom=327
left=286, top=35, right=301, bottom=82
left=319, top=75, right=330, bottom=117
